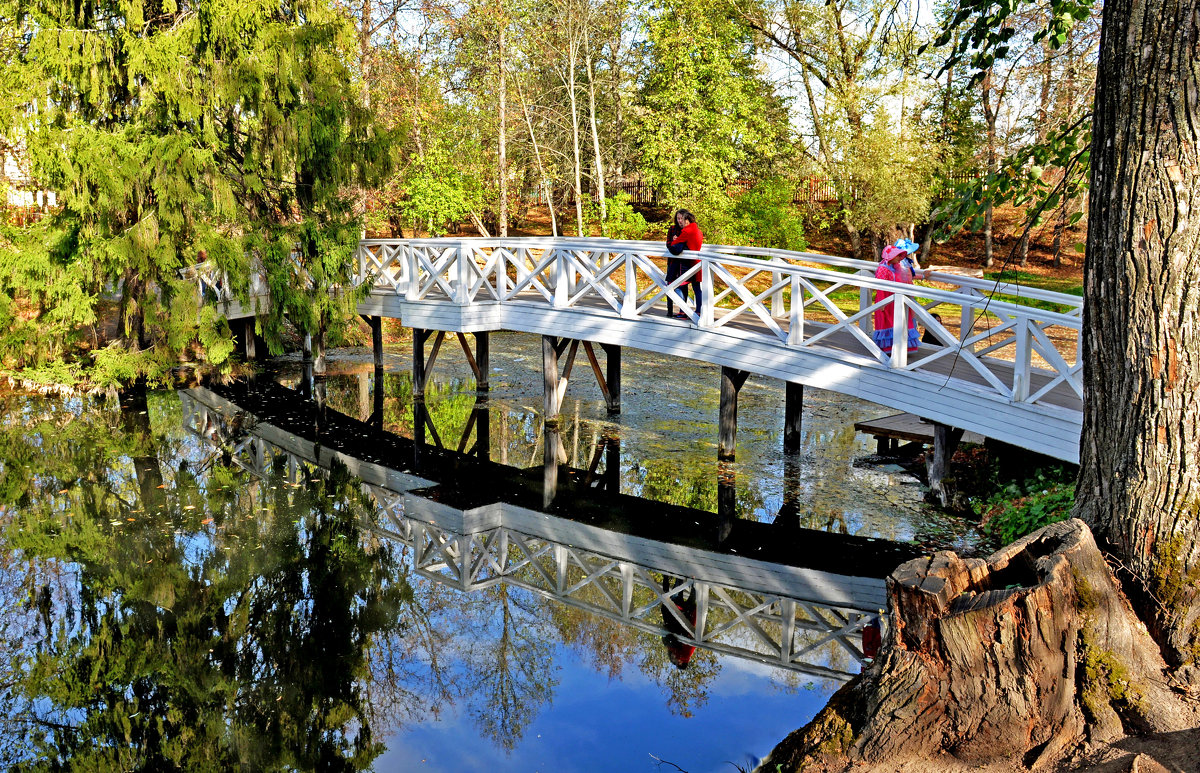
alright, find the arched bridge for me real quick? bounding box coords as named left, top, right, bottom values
left=193, top=237, right=1084, bottom=463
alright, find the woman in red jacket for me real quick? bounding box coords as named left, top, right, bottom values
left=664, top=209, right=703, bottom=319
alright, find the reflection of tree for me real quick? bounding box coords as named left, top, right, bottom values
left=629, top=458, right=764, bottom=516
left=636, top=630, right=721, bottom=719
left=0, top=390, right=408, bottom=770
left=542, top=573, right=722, bottom=719
left=459, top=585, right=557, bottom=752
left=548, top=598, right=639, bottom=680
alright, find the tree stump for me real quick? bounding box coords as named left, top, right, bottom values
left=761, top=519, right=1198, bottom=771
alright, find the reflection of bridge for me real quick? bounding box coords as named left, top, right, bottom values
left=193, top=237, right=1083, bottom=463
left=180, top=380, right=918, bottom=681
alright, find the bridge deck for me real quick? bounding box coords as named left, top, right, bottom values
left=194, top=237, right=1084, bottom=462
left=360, top=287, right=1082, bottom=461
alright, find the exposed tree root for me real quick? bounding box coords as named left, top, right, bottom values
left=760, top=520, right=1199, bottom=772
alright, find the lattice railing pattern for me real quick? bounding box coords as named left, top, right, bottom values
left=407, top=522, right=872, bottom=680
left=353, top=237, right=1082, bottom=407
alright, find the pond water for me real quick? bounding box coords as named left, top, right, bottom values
left=0, top=332, right=981, bottom=771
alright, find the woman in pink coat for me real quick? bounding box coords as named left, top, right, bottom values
left=872, top=244, right=920, bottom=354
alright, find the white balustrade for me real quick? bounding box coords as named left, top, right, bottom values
left=350, top=237, right=1082, bottom=410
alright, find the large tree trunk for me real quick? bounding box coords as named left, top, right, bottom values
left=1075, top=0, right=1200, bottom=667
left=759, top=520, right=1197, bottom=772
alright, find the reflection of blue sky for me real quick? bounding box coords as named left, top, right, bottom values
left=378, top=641, right=834, bottom=773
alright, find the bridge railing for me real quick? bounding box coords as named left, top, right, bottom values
left=355, top=237, right=1082, bottom=408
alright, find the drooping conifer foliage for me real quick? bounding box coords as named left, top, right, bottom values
left=0, top=0, right=389, bottom=386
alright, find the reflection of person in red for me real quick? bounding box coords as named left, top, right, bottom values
left=660, top=575, right=697, bottom=669
left=861, top=614, right=882, bottom=661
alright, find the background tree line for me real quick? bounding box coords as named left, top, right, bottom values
left=0, top=0, right=1098, bottom=382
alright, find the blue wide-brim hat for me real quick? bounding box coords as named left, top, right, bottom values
left=895, top=238, right=919, bottom=254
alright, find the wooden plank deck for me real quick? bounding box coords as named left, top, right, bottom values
left=362, top=288, right=1083, bottom=462
left=854, top=412, right=987, bottom=451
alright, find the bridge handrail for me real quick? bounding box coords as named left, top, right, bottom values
left=358, top=236, right=1083, bottom=313
left=353, top=238, right=1082, bottom=411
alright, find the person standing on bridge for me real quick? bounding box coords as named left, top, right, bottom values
left=895, top=237, right=930, bottom=281
left=665, top=209, right=703, bottom=319
left=872, top=244, right=920, bottom=355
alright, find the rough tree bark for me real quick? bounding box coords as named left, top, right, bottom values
left=1075, top=0, right=1200, bottom=668
left=760, top=520, right=1197, bottom=772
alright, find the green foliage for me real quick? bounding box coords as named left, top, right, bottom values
left=926, top=0, right=1096, bottom=247
left=835, top=115, right=939, bottom=239
left=633, top=0, right=792, bottom=212
left=980, top=468, right=1076, bottom=545
left=934, top=120, right=1091, bottom=241
left=927, top=0, right=1096, bottom=80
left=729, top=177, right=807, bottom=251
left=599, top=193, right=649, bottom=240
left=0, top=0, right=390, bottom=387
left=0, top=390, right=406, bottom=769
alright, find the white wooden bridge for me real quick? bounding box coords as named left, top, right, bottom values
left=180, top=381, right=917, bottom=681
left=194, top=237, right=1084, bottom=463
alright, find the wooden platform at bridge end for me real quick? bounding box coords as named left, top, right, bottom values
left=855, top=413, right=985, bottom=454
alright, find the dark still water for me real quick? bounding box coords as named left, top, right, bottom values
left=0, top=333, right=979, bottom=771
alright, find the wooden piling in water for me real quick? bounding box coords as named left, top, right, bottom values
left=719, top=367, right=750, bottom=460
left=784, top=381, right=803, bottom=454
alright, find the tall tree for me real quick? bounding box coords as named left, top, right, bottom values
left=634, top=0, right=791, bottom=236
left=1075, top=0, right=1200, bottom=667
left=0, top=0, right=388, bottom=385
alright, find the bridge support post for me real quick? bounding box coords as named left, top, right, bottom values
left=543, top=337, right=621, bottom=419
left=775, top=455, right=804, bottom=530
left=605, top=435, right=620, bottom=491
left=602, top=344, right=621, bottom=414
left=543, top=425, right=564, bottom=509
left=314, top=325, right=327, bottom=374
left=369, top=316, right=383, bottom=369
left=413, top=400, right=429, bottom=469
left=302, top=331, right=312, bottom=362
left=784, top=382, right=803, bottom=454
left=927, top=423, right=965, bottom=508
left=357, top=372, right=370, bottom=422
left=716, top=461, right=737, bottom=545
left=370, top=367, right=384, bottom=430
left=542, top=335, right=578, bottom=422
left=413, top=328, right=445, bottom=398
left=453, top=332, right=490, bottom=392
left=475, top=332, right=489, bottom=392
left=242, top=319, right=256, bottom=361
left=543, top=335, right=558, bottom=420
left=473, top=399, right=490, bottom=460
left=718, top=367, right=750, bottom=461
